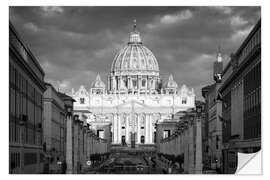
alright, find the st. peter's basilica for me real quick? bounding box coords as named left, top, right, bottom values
left=71, top=21, right=195, bottom=147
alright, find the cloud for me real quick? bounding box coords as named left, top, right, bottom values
left=9, top=6, right=261, bottom=100
left=231, top=26, right=253, bottom=42
left=47, top=79, right=71, bottom=92
left=230, top=15, right=248, bottom=27
left=41, top=6, right=64, bottom=16
left=146, top=9, right=193, bottom=30
left=210, top=6, right=232, bottom=14
left=160, top=9, right=193, bottom=24
left=23, top=22, right=40, bottom=32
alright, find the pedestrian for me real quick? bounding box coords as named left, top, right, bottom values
left=168, top=167, right=172, bottom=174
left=62, top=161, right=67, bottom=174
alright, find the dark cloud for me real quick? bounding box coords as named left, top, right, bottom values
left=9, top=6, right=261, bottom=99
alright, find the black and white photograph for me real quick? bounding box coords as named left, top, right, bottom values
left=8, top=5, right=261, bottom=174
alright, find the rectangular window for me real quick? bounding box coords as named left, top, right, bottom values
left=10, top=88, right=15, bottom=116
left=10, top=121, right=15, bottom=142
left=124, top=79, right=128, bottom=88
left=141, top=136, right=145, bottom=144
left=182, top=97, right=187, bottom=104
left=251, top=93, right=254, bottom=110
left=15, top=69, right=18, bottom=89
left=9, top=65, right=13, bottom=84
left=247, top=95, right=250, bottom=111
left=97, top=130, right=104, bottom=139
left=142, top=79, right=146, bottom=87
left=16, top=90, right=21, bottom=119
left=22, top=96, right=27, bottom=115
left=163, top=130, right=171, bottom=138
left=22, top=78, right=26, bottom=95
left=254, top=90, right=257, bottom=105
left=258, top=88, right=261, bottom=104
left=20, top=75, right=23, bottom=93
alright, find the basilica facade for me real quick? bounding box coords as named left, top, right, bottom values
left=71, top=22, right=195, bottom=147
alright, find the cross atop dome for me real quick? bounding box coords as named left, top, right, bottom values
left=96, top=73, right=101, bottom=81
left=129, top=19, right=142, bottom=44
left=133, top=19, right=137, bottom=32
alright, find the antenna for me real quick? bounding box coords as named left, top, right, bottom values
left=133, top=19, right=137, bottom=31
left=217, top=45, right=222, bottom=62
left=218, top=45, right=221, bottom=54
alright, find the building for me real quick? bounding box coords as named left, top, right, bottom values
left=71, top=21, right=195, bottom=149
left=220, top=19, right=261, bottom=173
left=9, top=23, right=46, bottom=173
left=43, top=83, right=67, bottom=173
left=201, top=49, right=224, bottom=172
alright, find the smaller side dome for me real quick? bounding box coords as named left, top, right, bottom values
left=166, top=74, right=178, bottom=89
left=91, top=74, right=105, bottom=88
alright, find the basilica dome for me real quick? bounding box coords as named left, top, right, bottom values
left=111, top=23, right=159, bottom=76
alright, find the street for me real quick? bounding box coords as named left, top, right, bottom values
left=84, top=152, right=168, bottom=174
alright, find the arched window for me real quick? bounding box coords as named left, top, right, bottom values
left=80, top=98, right=85, bottom=104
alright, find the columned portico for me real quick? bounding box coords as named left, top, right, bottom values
left=111, top=112, right=156, bottom=145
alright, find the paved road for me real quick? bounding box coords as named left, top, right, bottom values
left=84, top=152, right=167, bottom=174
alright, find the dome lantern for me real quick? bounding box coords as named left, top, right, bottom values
left=128, top=19, right=142, bottom=44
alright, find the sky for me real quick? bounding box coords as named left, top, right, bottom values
left=9, top=6, right=260, bottom=100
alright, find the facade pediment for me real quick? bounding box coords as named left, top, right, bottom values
left=74, top=85, right=89, bottom=97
